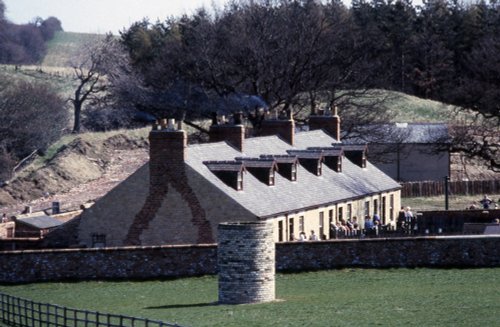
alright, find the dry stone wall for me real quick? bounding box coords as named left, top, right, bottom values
left=0, top=235, right=499, bottom=284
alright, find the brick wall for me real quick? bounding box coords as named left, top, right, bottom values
left=259, top=119, right=295, bottom=145
left=0, top=236, right=498, bottom=284
left=308, top=115, right=340, bottom=141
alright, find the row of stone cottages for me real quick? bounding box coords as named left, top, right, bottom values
left=45, top=112, right=401, bottom=248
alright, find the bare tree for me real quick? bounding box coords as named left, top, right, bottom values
left=68, top=35, right=131, bottom=133
left=117, top=0, right=392, bottom=134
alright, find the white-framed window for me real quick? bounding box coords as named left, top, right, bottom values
left=269, top=169, right=275, bottom=186
left=237, top=172, right=243, bottom=190
left=299, top=216, right=305, bottom=232
left=291, top=163, right=297, bottom=181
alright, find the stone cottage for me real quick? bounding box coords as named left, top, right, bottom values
left=65, top=113, right=401, bottom=247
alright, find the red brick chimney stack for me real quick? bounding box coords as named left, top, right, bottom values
left=209, top=112, right=245, bottom=152
left=259, top=112, right=295, bottom=145
left=149, top=118, right=187, bottom=186
left=309, top=106, right=341, bottom=141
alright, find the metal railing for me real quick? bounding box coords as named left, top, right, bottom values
left=0, top=292, right=183, bottom=327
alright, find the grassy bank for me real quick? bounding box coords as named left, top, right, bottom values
left=1, top=268, right=499, bottom=326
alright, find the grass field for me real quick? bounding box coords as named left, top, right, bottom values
left=42, top=31, right=104, bottom=68
left=0, top=268, right=499, bottom=326
left=403, top=193, right=500, bottom=212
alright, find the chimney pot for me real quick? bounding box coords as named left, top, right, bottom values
left=167, top=119, right=176, bottom=130
left=234, top=112, right=243, bottom=125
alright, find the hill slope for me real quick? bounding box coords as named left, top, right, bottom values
left=42, top=31, right=104, bottom=68
left=0, top=129, right=149, bottom=213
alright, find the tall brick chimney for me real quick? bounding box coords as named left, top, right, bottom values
left=259, top=113, right=295, bottom=145
left=149, top=118, right=187, bottom=185
left=309, top=106, right=341, bottom=141
left=209, top=112, right=245, bottom=152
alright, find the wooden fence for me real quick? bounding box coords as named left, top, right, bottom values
left=401, top=179, right=500, bottom=197
left=0, top=292, right=183, bottom=327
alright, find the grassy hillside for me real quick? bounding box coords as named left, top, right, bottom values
left=42, top=31, right=104, bottom=68
left=0, top=32, right=106, bottom=99
left=384, top=90, right=464, bottom=123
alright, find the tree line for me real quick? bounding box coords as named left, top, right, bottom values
left=0, top=0, right=62, bottom=64
left=104, top=0, right=497, bottom=169
left=0, top=0, right=498, bottom=181
left=113, top=0, right=499, bottom=122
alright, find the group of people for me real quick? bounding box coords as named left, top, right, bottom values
left=331, top=217, right=360, bottom=237
left=296, top=230, right=321, bottom=241
left=397, top=206, right=417, bottom=234
left=330, top=214, right=387, bottom=238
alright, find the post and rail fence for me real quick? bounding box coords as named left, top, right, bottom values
left=0, top=292, right=183, bottom=327
left=401, top=179, right=500, bottom=197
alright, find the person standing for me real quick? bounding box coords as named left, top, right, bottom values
left=404, top=207, right=414, bottom=234
left=480, top=195, right=493, bottom=209
left=309, top=230, right=318, bottom=241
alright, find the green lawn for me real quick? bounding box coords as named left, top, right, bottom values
left=403, top=193, right=500, bottom=212
left=1, top=268, right=499, bottom=326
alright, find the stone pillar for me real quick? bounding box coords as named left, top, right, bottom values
left=218, top=221, right=275, bottom=304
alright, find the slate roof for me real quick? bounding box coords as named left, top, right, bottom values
left=16, top=215, right=63, bottom=229
left=348, top=123, right=450, bottom=144
left=235, top=157, right=278, bottom=169
left=204, top=161, right=245, bottom=172
left=260, top=154, right=299, bottom=164
left=186, top=129, right=401, bottom=218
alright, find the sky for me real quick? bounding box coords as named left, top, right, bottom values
left=3, top=0, right=228, bottom=34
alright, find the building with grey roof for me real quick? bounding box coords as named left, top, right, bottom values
left=67, top=115, right=401, bottom=247
left=14, top=214, right=63, bottom=238
left=345, top=122, right=451, bottom=182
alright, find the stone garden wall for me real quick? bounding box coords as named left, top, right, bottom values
left=0, top=235, right=498, bottom=284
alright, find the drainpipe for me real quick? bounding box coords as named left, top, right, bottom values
left=444, top=176, right=450, bottom=210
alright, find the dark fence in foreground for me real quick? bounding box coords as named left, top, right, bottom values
left=0, top=293, right=182, bottom=327
left=401, top=179, right=500, bottom=197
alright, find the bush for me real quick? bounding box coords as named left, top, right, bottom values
left=0, top=75, right=69, bottom=178
left=82, top=104, right=138, bottom=132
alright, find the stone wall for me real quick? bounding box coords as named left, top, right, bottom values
left=0, top=236, right=498, bottom=284
left=0, top=244, right=217, bottom=283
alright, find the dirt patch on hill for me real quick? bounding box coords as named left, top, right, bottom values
left=0, top=134, right=149, bottom=215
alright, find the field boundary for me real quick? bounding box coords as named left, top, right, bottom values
left=401, top=179, right=500, bottom=197
left=0, top=236, right=499, bottom=284
left=0, top=292, right=182, bottom=327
